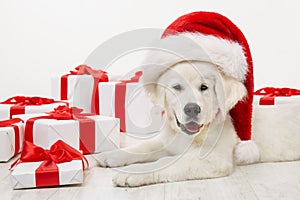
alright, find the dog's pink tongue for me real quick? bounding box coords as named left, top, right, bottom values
left=184, top=122, right=201, bottom=133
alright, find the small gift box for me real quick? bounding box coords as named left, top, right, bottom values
left=11, top=140, right=88, bottom=189
left=16, top=106, right=120, bottom=154
left=0, top=118, right=24, bottom=162
left=51, top=65, right=109, bottom=114
left=0, top=96, right=67, bottom=120
left=254, top=87, right=300, bottom=105
left=98, top=71, right=164, bottom=133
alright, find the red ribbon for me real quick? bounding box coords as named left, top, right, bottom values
left=11, top=140, right=88, bottom=187
left=255, top=87, right=300, bottom=105
left=115, top=71, right=143, bottom=132
left=60, top=65, right=108, bottom=114
left=25, top=105, right=95, bottom=154
left=0, top=118, right=23, bottom=156
left=0, top=96, right=66, bottom=119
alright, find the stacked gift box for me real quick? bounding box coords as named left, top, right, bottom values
left=0, top=64, right=164, bottom=189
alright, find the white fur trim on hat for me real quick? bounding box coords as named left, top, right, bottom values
left=140, top=33, right=248, bottom=86
left=234, top=140, right=260, bottom=165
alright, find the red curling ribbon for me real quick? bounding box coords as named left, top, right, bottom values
left=11, top=140, right=88, bottom=187
left=0, top=118, right=23, bottom=156
left=255, top=87, right=300, bottom=105
left=24, top=105, right=95, bottom=154
left=0, top=96, right=66, bottom=119
left=115, top=71, right=143, bottom=132
left=60, top=65, right=108, bottom=114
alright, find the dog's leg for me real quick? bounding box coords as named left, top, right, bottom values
left=94, top=137, right=167, bottom=167
left=113, top=149, right=234, bottom=187
left=94, top=130, right=194, bottom=167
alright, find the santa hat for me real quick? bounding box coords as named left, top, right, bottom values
left=140, top=11, right=260, bottom=165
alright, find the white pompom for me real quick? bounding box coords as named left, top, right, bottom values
left=234, top=140, right=260, bottom=165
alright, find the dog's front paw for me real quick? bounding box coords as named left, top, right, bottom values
left=113, top=173, right=155, bottom=187
left=94, top=152, right=126, bottom=168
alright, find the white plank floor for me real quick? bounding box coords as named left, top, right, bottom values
left=2, top=154, right=300, bottom=200
left=1, top=136, right=300, bottom=200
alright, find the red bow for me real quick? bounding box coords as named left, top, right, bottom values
left=0, top=96, right=66, bottom=119
left=120, top=71, right=143, bottom=84
left=1, top=96, right=55, bottom=105
left=11, top=140, right=88, bottom=187
left=0, top=118, right=23, bottom=127
left=255, top=87, right=300, bottom=105
left=69, top=65, right=108, bottom=82
left=16, top=140, right=88, bottom=167
left=255, top=87, right=300, bottom=96
left=46, top=105, right=89, bottom=120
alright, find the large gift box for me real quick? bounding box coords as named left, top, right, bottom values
left=51, top=65, right=109, bottom=114
left=11, top=140, right=88, bottom=189
left=98, top=71, right=164, bottom=133
left=254, top=87, right=300, bottom=106
left=0, top=96, right=67, bottom=120
left=16, top=106, right=120, bottom=154
left=0, top=118, right=24, bottom=162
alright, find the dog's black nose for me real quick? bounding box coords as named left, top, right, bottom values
left=184, top=103, right=201, bottom=117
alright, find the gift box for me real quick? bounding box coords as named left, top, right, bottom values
left=0, top=118, right=24, bottom=162
left=254, top=87, right=300, bottom=106
left=98, top=71, right=164, bottom=133
left=16, top=106, right=120, bottom=154
left=11, top=140, right=88, bottom=189
left=0, top=96, right=67, bottom=120
left=51, top=65, right=109, bottom=114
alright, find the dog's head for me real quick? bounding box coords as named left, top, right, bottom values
left=144, top=61, right=247, bottom=136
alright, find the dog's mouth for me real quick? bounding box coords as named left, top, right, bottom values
left=175, top=113, right=203, bottom=135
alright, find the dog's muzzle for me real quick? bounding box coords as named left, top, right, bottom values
left=175, top=113, right=203, bottom=135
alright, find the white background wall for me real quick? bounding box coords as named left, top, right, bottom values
left=1, top=0, right=300, bottom=100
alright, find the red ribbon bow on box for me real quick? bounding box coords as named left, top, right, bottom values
left=0, top=118, right=23, bottom=156
left=46, top=105, right=89, bottom=120
left=11, top=140, right=88, bottom=187
left=0, top=96, right=65, bottom=118
left=25, top=105, right=96, bottom=154
left=1, top=96, right=55, bottom=105
left=254, top=87, right=300, bottom=105
left=115, top=71, right=143, bottom=132
left=61, top=65, right=108, bottom=114
left=0, top=118, right=23, bottom=127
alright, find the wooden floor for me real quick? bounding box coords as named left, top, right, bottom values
left=1, top=154, right=300, bottom=200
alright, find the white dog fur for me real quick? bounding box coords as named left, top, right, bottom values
left=95, top=61, right=300, bottom=187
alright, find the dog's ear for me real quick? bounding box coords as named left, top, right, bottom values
left=223, top=75, right=247, bottom=111
left=214, top=73, right=227, bottom=118
left=143, top=83, right=166, bottom=107
left=214, top=73, right=247, bottom=117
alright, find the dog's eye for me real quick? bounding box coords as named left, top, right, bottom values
left=172, top=84, right=182, bottom=91
left=200, top=84, right=208, bottom=91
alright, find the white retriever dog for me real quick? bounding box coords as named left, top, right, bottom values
left=95, top=61, right=300, bottom=187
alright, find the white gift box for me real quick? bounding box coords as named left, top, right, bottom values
left=51, top=75, right=96, bottom=113
left=0, top=122, right=24, bottom=162
left=17, top=113, right=120, bottom=154
left=51, top=66, right=113, bottom=114
left=98, top=82, right=165, bottom=133
left=11, top=160, right=83, bottom=189
left=0, top=101, right=67, bottom=120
